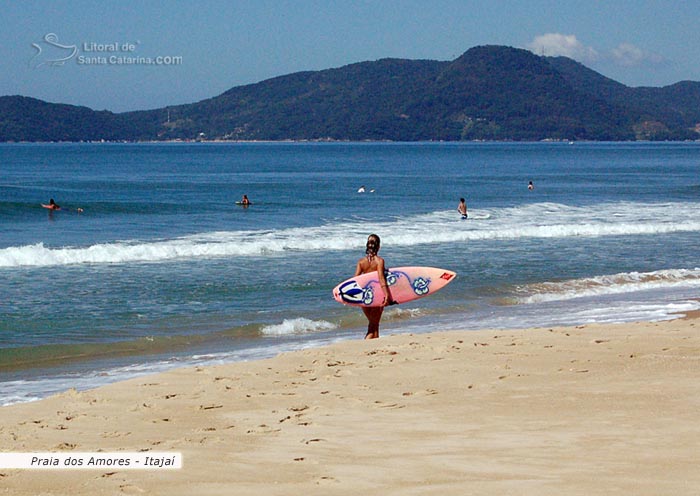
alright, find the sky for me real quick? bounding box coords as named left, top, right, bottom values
left=2, top=0, right=699, bottom=113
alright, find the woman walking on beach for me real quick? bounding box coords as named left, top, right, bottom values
left=355, top=234, right=392, bottom=339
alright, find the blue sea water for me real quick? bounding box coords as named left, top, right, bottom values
left=1, top=141, right=699, bottom=405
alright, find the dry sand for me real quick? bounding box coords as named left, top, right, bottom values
left=1, top=318, right=699, bottom=495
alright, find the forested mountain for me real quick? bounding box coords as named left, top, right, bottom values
left=2, top=45, right=699, bottom=142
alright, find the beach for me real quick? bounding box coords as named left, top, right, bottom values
left=4, top=142, right=700, bottom=405
left=1, top=318, right=698, bottom=495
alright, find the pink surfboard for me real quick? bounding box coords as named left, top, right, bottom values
left=333, top=266, right=456, bottom=307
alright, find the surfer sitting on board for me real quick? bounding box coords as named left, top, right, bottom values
left=354, top=234, right=393, bottom=339
left=240, top=194, right=251, bottom=205
left=457, top=198, right=468, bottom=219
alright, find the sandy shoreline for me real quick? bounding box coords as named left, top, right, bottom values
left=1, top=319, right=699, bottom=495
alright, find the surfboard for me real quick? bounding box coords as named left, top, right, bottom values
left=333, top=266, right=456, bottom=307
left=235, top=201, right=252, bottom=206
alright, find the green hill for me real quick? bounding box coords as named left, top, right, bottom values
left=2, top=45, right=699, bottom=142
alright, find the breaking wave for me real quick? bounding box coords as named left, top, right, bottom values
left=2, top=201, right=700, bottom=268
left=260, top=318, right=338, bottom=336
left=515, top=268, right=700, bottom=304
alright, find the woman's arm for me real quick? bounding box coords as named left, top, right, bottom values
left=354, top=259, right=364, bottom=277
left=376, top=257, right=392, bottom=306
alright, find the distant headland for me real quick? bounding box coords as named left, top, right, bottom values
left=2, top=45, right=699, bottom=142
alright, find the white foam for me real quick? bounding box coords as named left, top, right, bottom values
left=384, top=307, right=425, bottom=320
left=516, top=268, right=700, bottom=304
left=2, top=201, right=700, bottom=268
left=260, top=318, right=338, bottom=336
left=567, top=301, right=700, bottom=324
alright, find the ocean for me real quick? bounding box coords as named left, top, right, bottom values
left=1, top=141, right=699, bottom=405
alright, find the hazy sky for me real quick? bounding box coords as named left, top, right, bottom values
left=2, top=0, right=699, bottom=112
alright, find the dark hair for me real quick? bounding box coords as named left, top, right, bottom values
left=460, top=198, right=465, bottom=202
left=365, top=234, right=380, bottom=257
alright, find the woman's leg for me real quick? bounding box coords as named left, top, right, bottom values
left=362, top=306, right=384, bottom=339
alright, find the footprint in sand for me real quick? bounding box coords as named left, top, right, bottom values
left=101, top=431, right=131, bottom=438
left=303, top=438, right=325, bottom=445
left=119, top=483, right=146, bottom=494
left=374, top=401, right=405, bottom=409
left=316, top=476, right=338, bottom=485
left=54, top=442, right=76, bottom=450
left=365, top=349, right=399, bottom=356
left=246, top=424, right=281, bottom=435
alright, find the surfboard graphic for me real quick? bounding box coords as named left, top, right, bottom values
left=333, top=266, right=456, bottom=307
